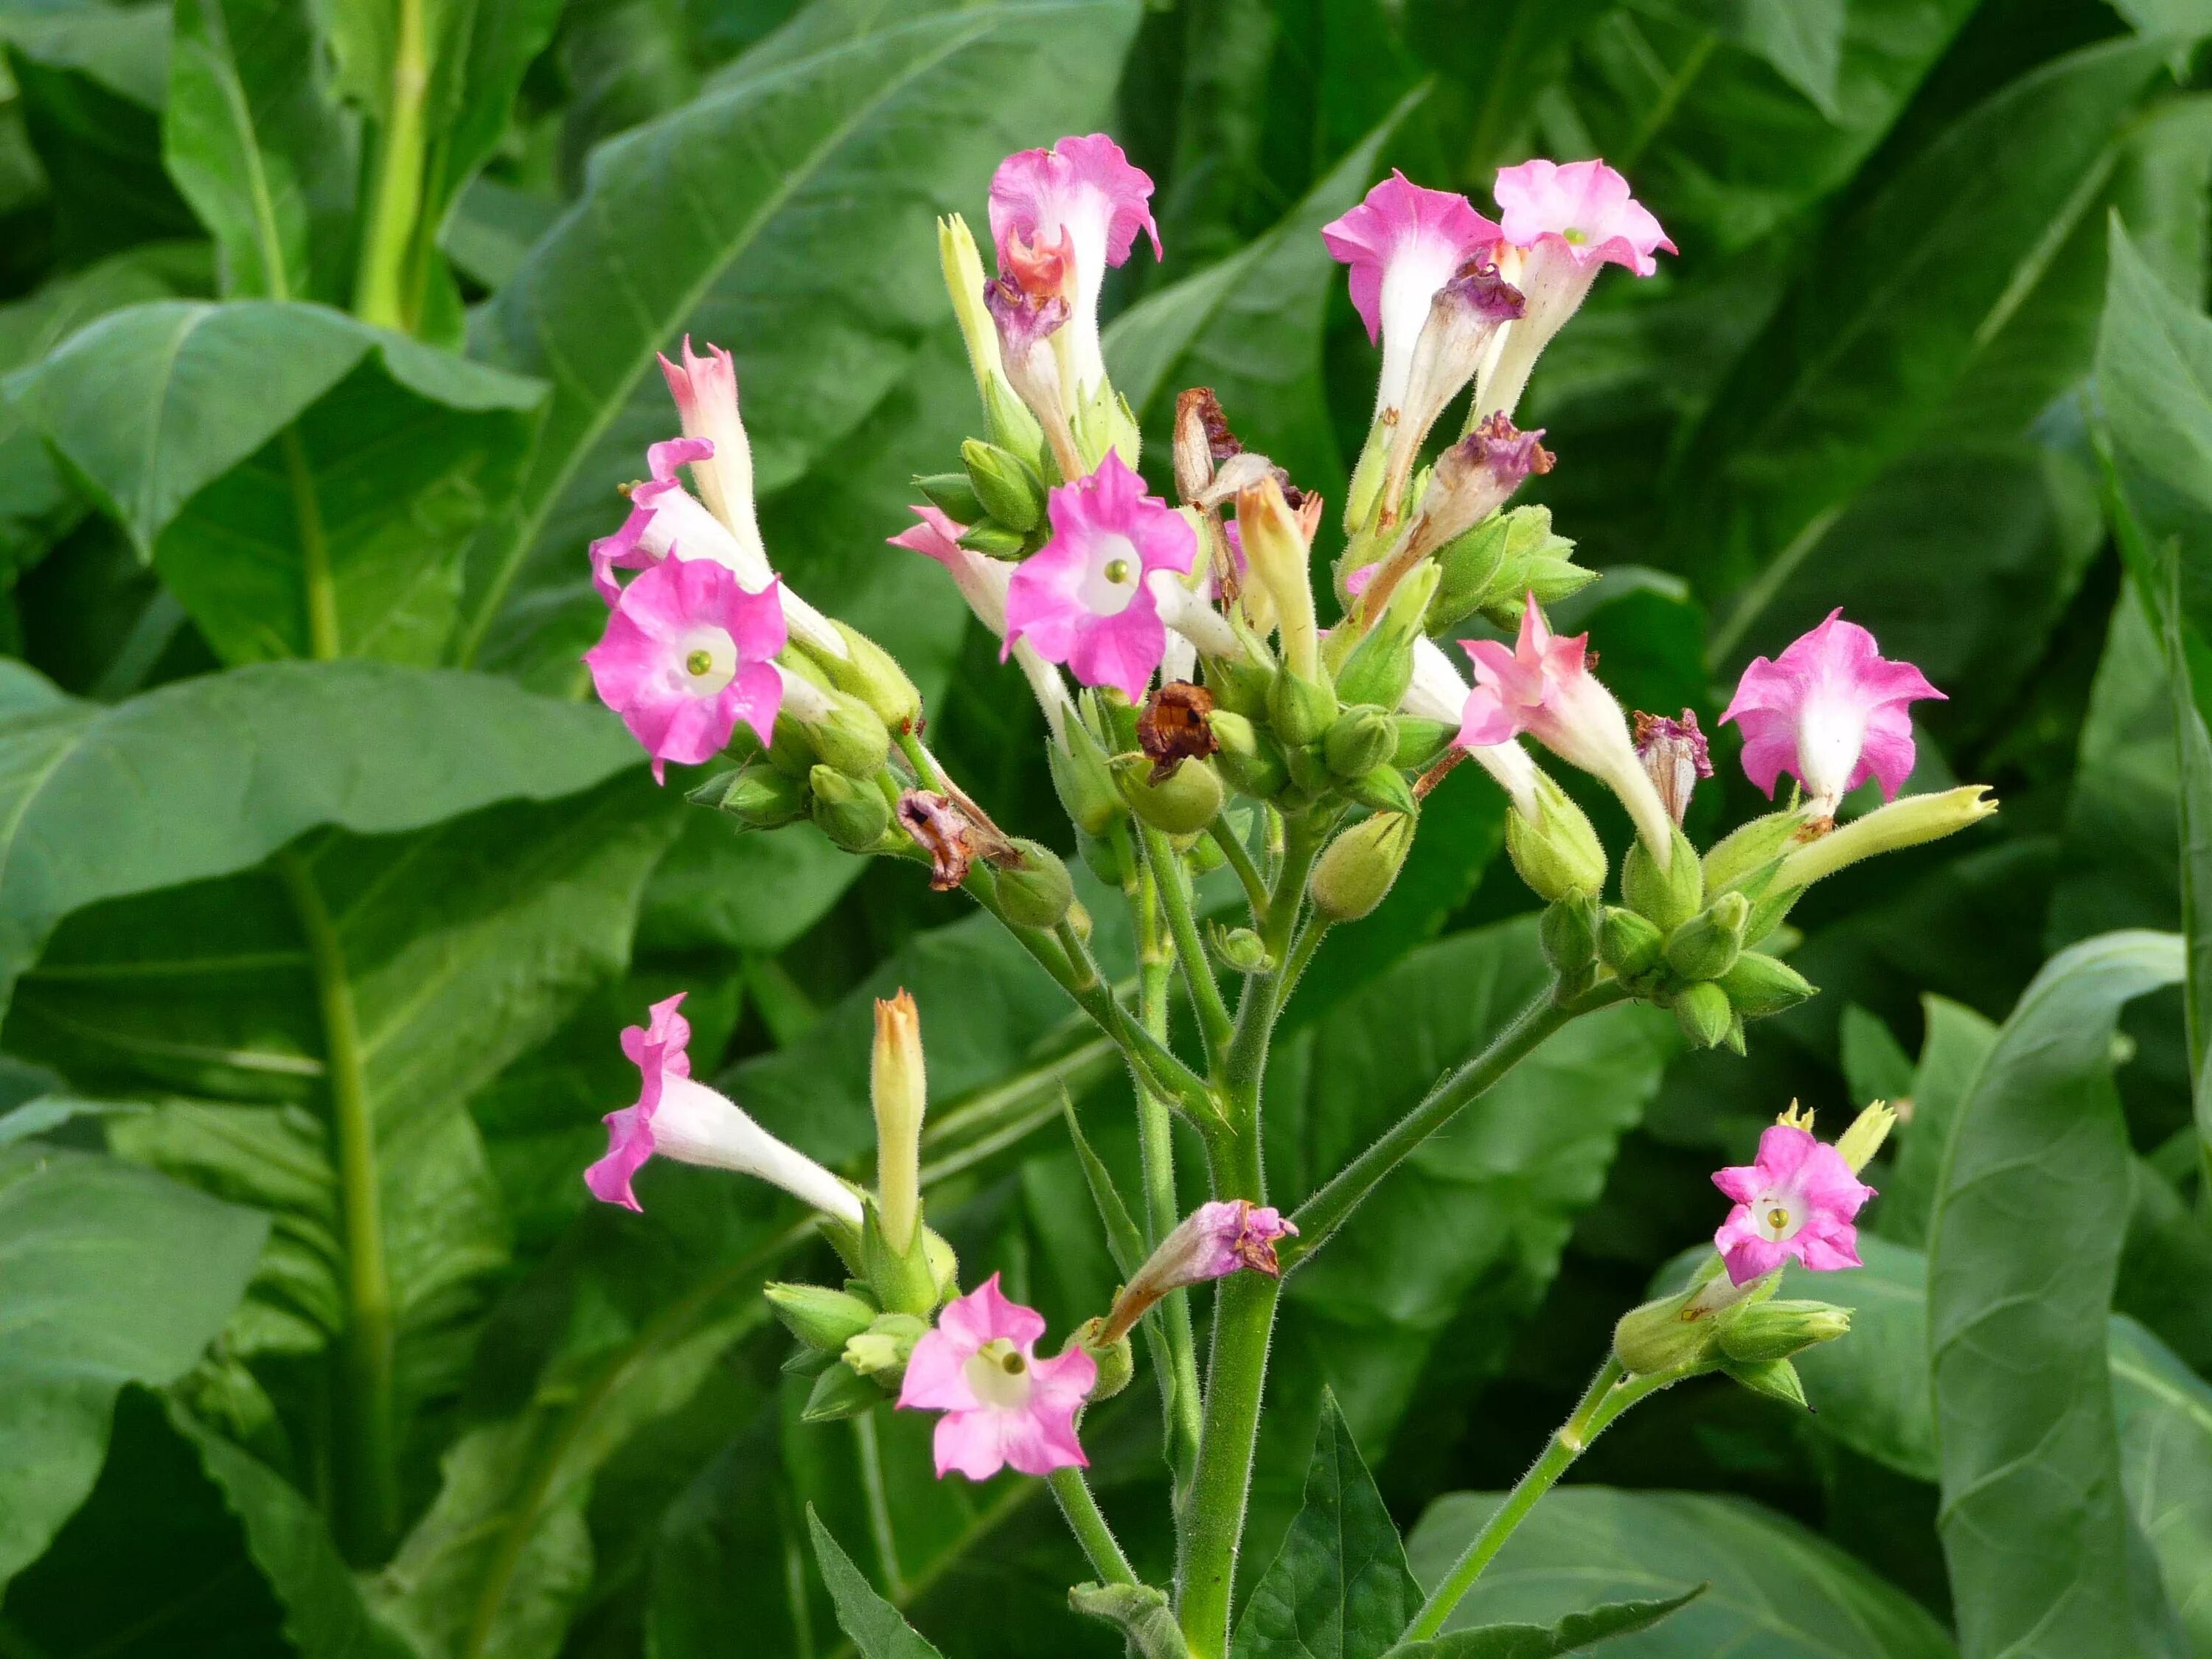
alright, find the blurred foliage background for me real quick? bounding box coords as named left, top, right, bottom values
left=1, top=0, right=2211, bottom=1655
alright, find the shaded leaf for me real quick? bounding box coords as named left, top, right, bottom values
left=1380, top=1585, right=1704, bottom=1658
left=807, top=1506, right=947, bottom=1659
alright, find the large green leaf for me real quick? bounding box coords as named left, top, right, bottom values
left=1871, top=994, right=1997, bottom=1248
left=1380, top=1588, right=1703, bottom=1659
left=462, top=0, right=1140, bottom=681
left=0, top=1144, right=266, bottom=1587
left=1232, top=1391, right=1420, bottom=1659
left=1106, top=87, right=1416, bottom=496
left=1247, top=917, right=1673, bottom=1587
left=163, top=0, right=357, bottom=302
left=1403, top=1488, right=1956, bottom=1657
left=5, top=299, right=545, bottom=663
left=1928, top=929, right=2191, bottom=1659
left=1676, top=34, right=2173, bottom=608
left=0, top=658, right=640, bottom=1023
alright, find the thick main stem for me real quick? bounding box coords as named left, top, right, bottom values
left=353, top=0, right=431, bottom=330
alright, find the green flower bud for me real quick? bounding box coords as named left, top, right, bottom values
left=764, top=1282, right=878, bottom=1352
left=1673, top=980, right=1735, bottom=1050
left=1719, top=951, right=1815, bottom=1019
left=1504, top=773, right=1607, bottom=902
left=1723, top=1357, right=1809, bottom=1411
left=1540, top=894, right=1601, bottom=975
left=1208, top=709, right=1289, bottom=797
left=1424, top=513, right=1516, bottom=633
left=1284, top=740, right=1332, bottom=798
left=1392, top=717, right=1457, bottom=772
left=1048, top=720, right=1124, bottom=837
left=1324, top=705, right=1398, bottom=779
left=796, top=689, right=892, bottom=778
left=1664, top=891, right=1749, bottom=982
left=1613, top=1290, right=1723, bottom=1376
left=1346, top=764, right=1417, bottom=816
left=844, top=1312, right=929, bottom=1380
left=1208, top=656, right=1273, bottom=719
left=1774, top=786, right=1999, bottom=891
left=1716, top=1299, right=1851, bottom=1365
left=691, top=763, right=808, bottom=829
left=809, top=622, right=922, bottom=734
left=1512, top=552, right=1599, bottom=611
left=957, top=519, right=1029, bottom=558
left=1067, top=1315, right=1135, bottom=1400
left=801, top=1359, right=883, bottom=1422
left=1335, top=564, right=1439, bottom=709
left=961, top=437, right=1047, bottom=532
left=1113, top=752, right=1223, bottom=835
left=1310, top=811, right=1416, bottom=921
left=915, top=470, right=986, bottom=524
left=1704, top=808, right=1815, bottom=894
left=1599, top=907, right=1666, bottom=980
left=995, top=839, right=1075, bottom=929
left=809, top=765, right=893, bottom=852
left=1211, top=923, right=1271, bottom=973
left=1268, top=669, right=1338, bottom=748
left=1621, top=825, right=1703, bottom=932
left=1186, top=825, right=1227, bottom=873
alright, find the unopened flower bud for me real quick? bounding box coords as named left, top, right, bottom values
left=1047, top=717, right=1125, bottom=836
left=1665, top=891, right=1748, bottom=981
left=1067, top=1315, right=1136, bottom=1400
left=1347, top=763, right=1417, bottom=816
left=1716, top=1299, right=1851, bottom=1365
left=961, top=437, right=1047, bottom=533
left=1833, top=1100, right=1896, bottom=1173
left=995, top=839, right=1074, bottom=929
left=1324, top=705, right=1397, bottom=779
left=1113, top=751, right=1224, bottom=835
left=1335, top=563, right=1439, bottom=710
left=1773, top=786, right=1999, bottom=891
left=1269, top=668, right=1339, bottom=748
left=957, top=519, right=1029, bottom=557
left=1724, top=1357, right=1809, bottom=1411
left=1504, top=771, right=1606, bottom=902
left=1613, top=1289, right=1724, bottom=1375
left=810, top=765, right=892, bottom=852
left=844, top=1312, right=929, bottom=1380
left=805, top=621, right=922, bottom=734
left=1673, top=981, right=1736, bottom=1050
left=787, top=678, right=892, bottom=777
left=1310, top=810, right=1416, bottom=921
left=1621, top=825, right=1703, bottom=933
left=802, top=1360, right=883, bottom=1422
left=916, top=469, right=987, bottom=524
left=691, top=762, right=808, bottom=829
left=1211, top=923, right=1271, bottom=973
left=765, top=1282, right=878, bottom=1352
left=872, top=990, right=927, bottom=1256
left=1393, top=717, right=1457, bottom=772
left=1718, top=951, right=1815, bottom=1019
left=1599, top=906, right=1666, bottom=980
left=1208, top=709, right=1290, bottom=797
left=1136, top=681, right=1220, bottom=782
left=1239, top=473, right=1321, bottom=679
left=1634, top=709, right=1712, bottom=829
left=1512, top=552, right=1599, bottom=613
left=1540, top=894, right=1601, bottom=975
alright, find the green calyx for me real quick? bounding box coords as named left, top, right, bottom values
left=690, top=762, right=808, bottom=829
left=1664, top=891, right=1749, bottom=981
left=961, top=437, right=1048, bottom=532
left=1310, top=810, right=1416, bottom=921
left=1112, top=752, right=1224, bottom=835
left=1621, top=824, right=1703, bottom=932
left=809, top=765, right=894, bottom=852
left=994, top=838, right=1075, bottom=929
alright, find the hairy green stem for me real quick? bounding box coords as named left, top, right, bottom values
left=1048, top=1464, right=1140, bottom=1587
left=1281, top=981, right=1629, bottom=1269
left=852, top=1411, right=905, bottom=1600
left=352, top=0, right=431, bottom=330
left=1206, top=816, right=1270, bottom=925
left=1144, top=822, right=1234, bottom=1062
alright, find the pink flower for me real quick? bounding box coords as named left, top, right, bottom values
left=1720, top=611, right=1943, bottom=816
left=1478, top=159, right=1674, bottom=422
left=1712, top=1123, right=1874, bottom=1285
left=1323, top=171, right=1503, bottom=417
left=1004, top=451, right=1195, bottom=703
left=588, top=439, right=757, bottom=605
left=1098, top=1201, right=1298, bottom=1343
left=897, top=1273, right=1096, bottom=1480
left=891, top=506, right=1074, bottom=742
left=1402, top=636, right=1540, bottom=819
left=989, top=134, right=1161, bottom=401
left=1458, top=599, right=1675, bottom=859
left=655, top=338, right=763, bottom=554
left=584, top=556, right=787, bottom=782
left=585, top=993, right=862, bottom=1222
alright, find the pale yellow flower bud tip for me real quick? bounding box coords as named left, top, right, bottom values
left=1834, top=1100, right=1897, bottom=1174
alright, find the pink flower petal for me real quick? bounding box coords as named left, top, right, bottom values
left=899, top=1326, right=981, bottom=1411
left=1321, top=170, right=1503, bottom=345
left=1495, top=158, right=1674, bottom=276
left=1721, top=611, right=1943, bottom=807
left=936, top=1273, right=1048, bottom=1352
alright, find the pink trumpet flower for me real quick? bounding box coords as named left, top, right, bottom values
left=1478, top=159, right=1674, bottom=422
left=585, top=993, right=861, bottom=1222
left=897, top=1274, right=1096, bottom=1480
left=891, top=505, right=1074, bottom=742
left=583, top=556, right=787, bottom=782
left=1099, top=1200, right=1298, bottom=1344
left=1458, top=599, right=1675, bottom=861
left=1004, top=451, right=1196, bottom=703
left=1323, top=171, right=1503, bottom=418
left=1720, top=611, right=1944, bottom=818
left=1712, top=1123, right=1874, bottom=1286
left=989, top=134, right=1161, bottom=403
left=656, top=337, right=765, bottom=559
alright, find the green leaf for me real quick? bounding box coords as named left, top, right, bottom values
left=0, top=1144, right=266, bottom=1587
left=1874, top=994, right=1997, bottom=1248
left=163, top=0, right=357, bottom=302
left=1655, top=0, right=1845, bottom=115
left=1107, top=85, right=1417, bottom=495
left=5, top=299, right=546, bottom=663
left=1679, top=34, right=2174, bottom=608
left=1232, top=1391, right=1420, bottom=1659
left=1404, top=1488, right=1956, bottom=1657
left=0, top=658, right=640, bottom=1024
left=1929, top=930, right=2191, bottom=1659
left=2110, top=1315, right=2212, bottom=1652
left=1380, top=1587, right=1705, bottom=1658
left=807, top=1506, right=947, bottom=1659
left=462, top=0, right=1140, bottom=681
left=1248, top=916, right=1673, bottom=1591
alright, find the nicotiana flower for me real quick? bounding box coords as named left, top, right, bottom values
left=984, top=276, right=1080, bottom=474
left=1458, top=599, right=1676, bottom=862
left=1478, top=159, right=1674, bottom=422
left=585, top=992, right=861, bottom=1222
left=989, top=133, right=1161, bottom=404
left=1720, top=611, right=1944, bottom=818
left=1322, top=171, right=1503, bottom=418
left=658, top=337, right=765, bottom=564
left=584, top=557, right=787, bottom=782
left=1004, top=451, right=1196, bottom=703
left=891, top=504, right=1074, bottom=742
left=1099, top=1200, right=1297, bottom=1343
left=897, top=1273, right=1096, bottom=1480
left=1634, top=709, right=1712, bottom=827
left=1380, top=260, right=1526, bottom=521
left=1357, top=414, right=1553, bottom=615
left=1711, top=1121, right=1875, bottom=1285
left=1404, top=636, right=1540, bottom=819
